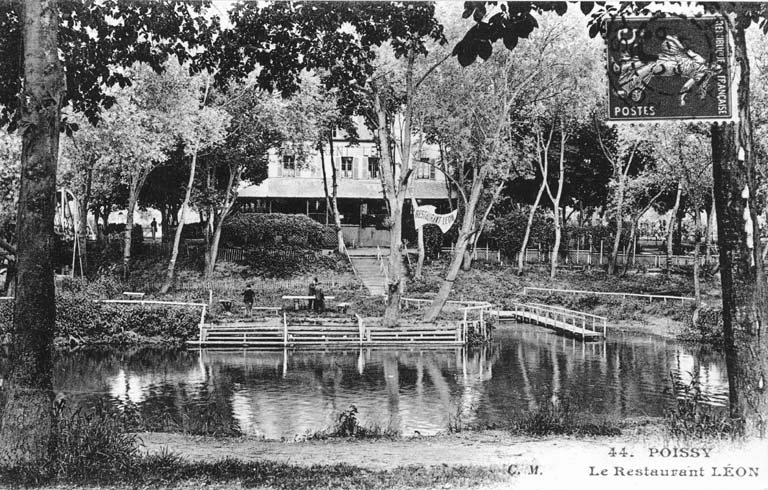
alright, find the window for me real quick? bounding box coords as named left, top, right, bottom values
left=416, top=159, right=434, bottom=179
left=282, top=155, right=296, bottom=177
left=341, top=157, right=353, bottom=178
left=367, top=157, right=379, bottom=179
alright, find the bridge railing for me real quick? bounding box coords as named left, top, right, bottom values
left=400, top=297, right=493, bottom=343
left=509, top=301, right=606, bottom=337
left=523, top=286, right=695, bottom=304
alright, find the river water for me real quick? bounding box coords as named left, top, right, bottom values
left=9, top=324, right=729, bottom=439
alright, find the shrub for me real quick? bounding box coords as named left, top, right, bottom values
left=308, top=405, right=399, bottom=440
left=221, top=213, right=327, bottom=249
left=0, top=295, right=200, bottom=343
left=508, top=400, right=621, bottom=437
left=486, top=208, right=555, bottom=259
left=665, top=376, right=737, bottom=439
left=678, top=306, right=724, bottom=347
left=1, top=401, right=141, bottom=484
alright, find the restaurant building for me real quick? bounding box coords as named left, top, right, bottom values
left=237, top=121, right=452, bottom=246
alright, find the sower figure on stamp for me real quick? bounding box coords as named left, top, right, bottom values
left=243, top=284, right=255, bottom=317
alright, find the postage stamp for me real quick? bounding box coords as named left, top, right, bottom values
left=606, top=16, right=731, bottom=121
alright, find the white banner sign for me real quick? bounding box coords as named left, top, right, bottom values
left=414, top=205, right=457, bottom=233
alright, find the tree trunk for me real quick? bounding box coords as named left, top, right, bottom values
left=321, top=135, right=345, bottom=253
left=423, top=167, right=486, bottom=322
left=102, top=203, right=110, bottom=234
left=693, top=205, right=701, bottom=306
left=207, top=217, right=224, bottom=279
left=372, top=86, right=407, bottom=327
left=204, top=205, right=213, bottom=278
left=666, top=183, right=683, bottom=279
left=710, top=16, right=767, bottom=436
left=159, top=206, right=168, bottom=244
left=517, top=182, right=545, bottom=275
left=77, top=167, right=91, bottom=275
left=550, top=206, right=561, bottom=278
left=122, top=183, right=139, bottom=279
left=470, top=168, right=510, bottom=265
left=622, top=219, right=637, bottom=276
left=410, top=197, right=425, bottom=279
left=0, top=0, right=63, bottom=468
left=608, top=177, right=625, bottom=275
left=93, top=206, right=103, bottom=243
left=160, top=146, right=198, bottom=294
left=705, top=191, right=715, bottom=266
left=673, top=204, right=684, bottom=255
left=547, top=126, right=567, bottom=279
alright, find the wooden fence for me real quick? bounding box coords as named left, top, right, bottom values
left=438, top=246, right=715, bottom=268
left=129, top=276, right=359, bottom=296
left=523, top=286, right=695, bottom=303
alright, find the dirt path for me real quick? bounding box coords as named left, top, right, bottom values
left=138, top=431, right=768, bottom=490
left=138, top=431, right=581, bottom=469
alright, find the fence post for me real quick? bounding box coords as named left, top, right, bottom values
left=283, top=312, right=288, bottom=346
left=199, top=305, right=206, bottom=342
left=356, top=314, right=364, bottom=345
left=600, top=240, right=604, bottom=265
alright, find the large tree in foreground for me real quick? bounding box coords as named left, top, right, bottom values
left=0, top=0, right=63, bottom=464
left=0, top=0, right=219, bottom=468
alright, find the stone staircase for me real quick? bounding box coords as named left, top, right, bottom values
left=348, top=252, right=387, bottom=296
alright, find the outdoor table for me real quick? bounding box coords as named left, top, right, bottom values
left=282, top=295, right=336, bottom=310
left=122, top=292, right=145, bottom=299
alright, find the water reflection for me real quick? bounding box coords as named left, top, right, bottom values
left=0, top=324, right=730, bottom=438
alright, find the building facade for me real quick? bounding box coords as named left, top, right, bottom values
left=237, top=122, right=452, bottom=246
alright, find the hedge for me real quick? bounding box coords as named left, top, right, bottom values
left=221, top=213, right=327, bottom=249
left=0, top=295, right=200, bottom=344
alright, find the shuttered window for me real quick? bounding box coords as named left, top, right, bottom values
left=368, top=157, right=380, bottom=179
left=341, top=157, right=353, bottom=178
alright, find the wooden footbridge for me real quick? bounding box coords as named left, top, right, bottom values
left=497, top=302, right=607, bottom=341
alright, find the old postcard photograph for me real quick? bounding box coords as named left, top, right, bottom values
left=0, top=1, right=767, bottom=489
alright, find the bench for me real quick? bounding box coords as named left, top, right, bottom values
left=123, top=292, right=145, bottom=299
left=240, top=305, right=282, bottom=316
left=336, top=302, right=351, bottom=313
left=282, top=295, right=336, bottom=310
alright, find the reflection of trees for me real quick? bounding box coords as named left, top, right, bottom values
left=32, top=335, right=732, bottom=439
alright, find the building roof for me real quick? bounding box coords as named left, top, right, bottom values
left=239, top=178, right=450, bottom=200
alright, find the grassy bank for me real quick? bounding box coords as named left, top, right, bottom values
left=406, top=258, right=720, bottom=338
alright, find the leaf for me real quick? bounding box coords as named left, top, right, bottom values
left=477, top=41, right=492, bottom=61
left=472, top=5, right=487, bottom=22
left=502, top=33, right=518, bottom=51
left=553, top=2, right=568, bottom=16
left=456, top=43, right=478, bottom=67
left=580, top=2, right=594, bottom=15
left=462, top=5, right=474, bottom=19
left=588, top=21, right=600, bottom=39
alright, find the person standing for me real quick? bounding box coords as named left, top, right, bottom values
left=308, top=277, right=318, bottom=311
left=150, top=218, right=158, bottom=241
left=314, top=281, right=325, bottom=313
left=243, top=284, right=255, bottom=317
